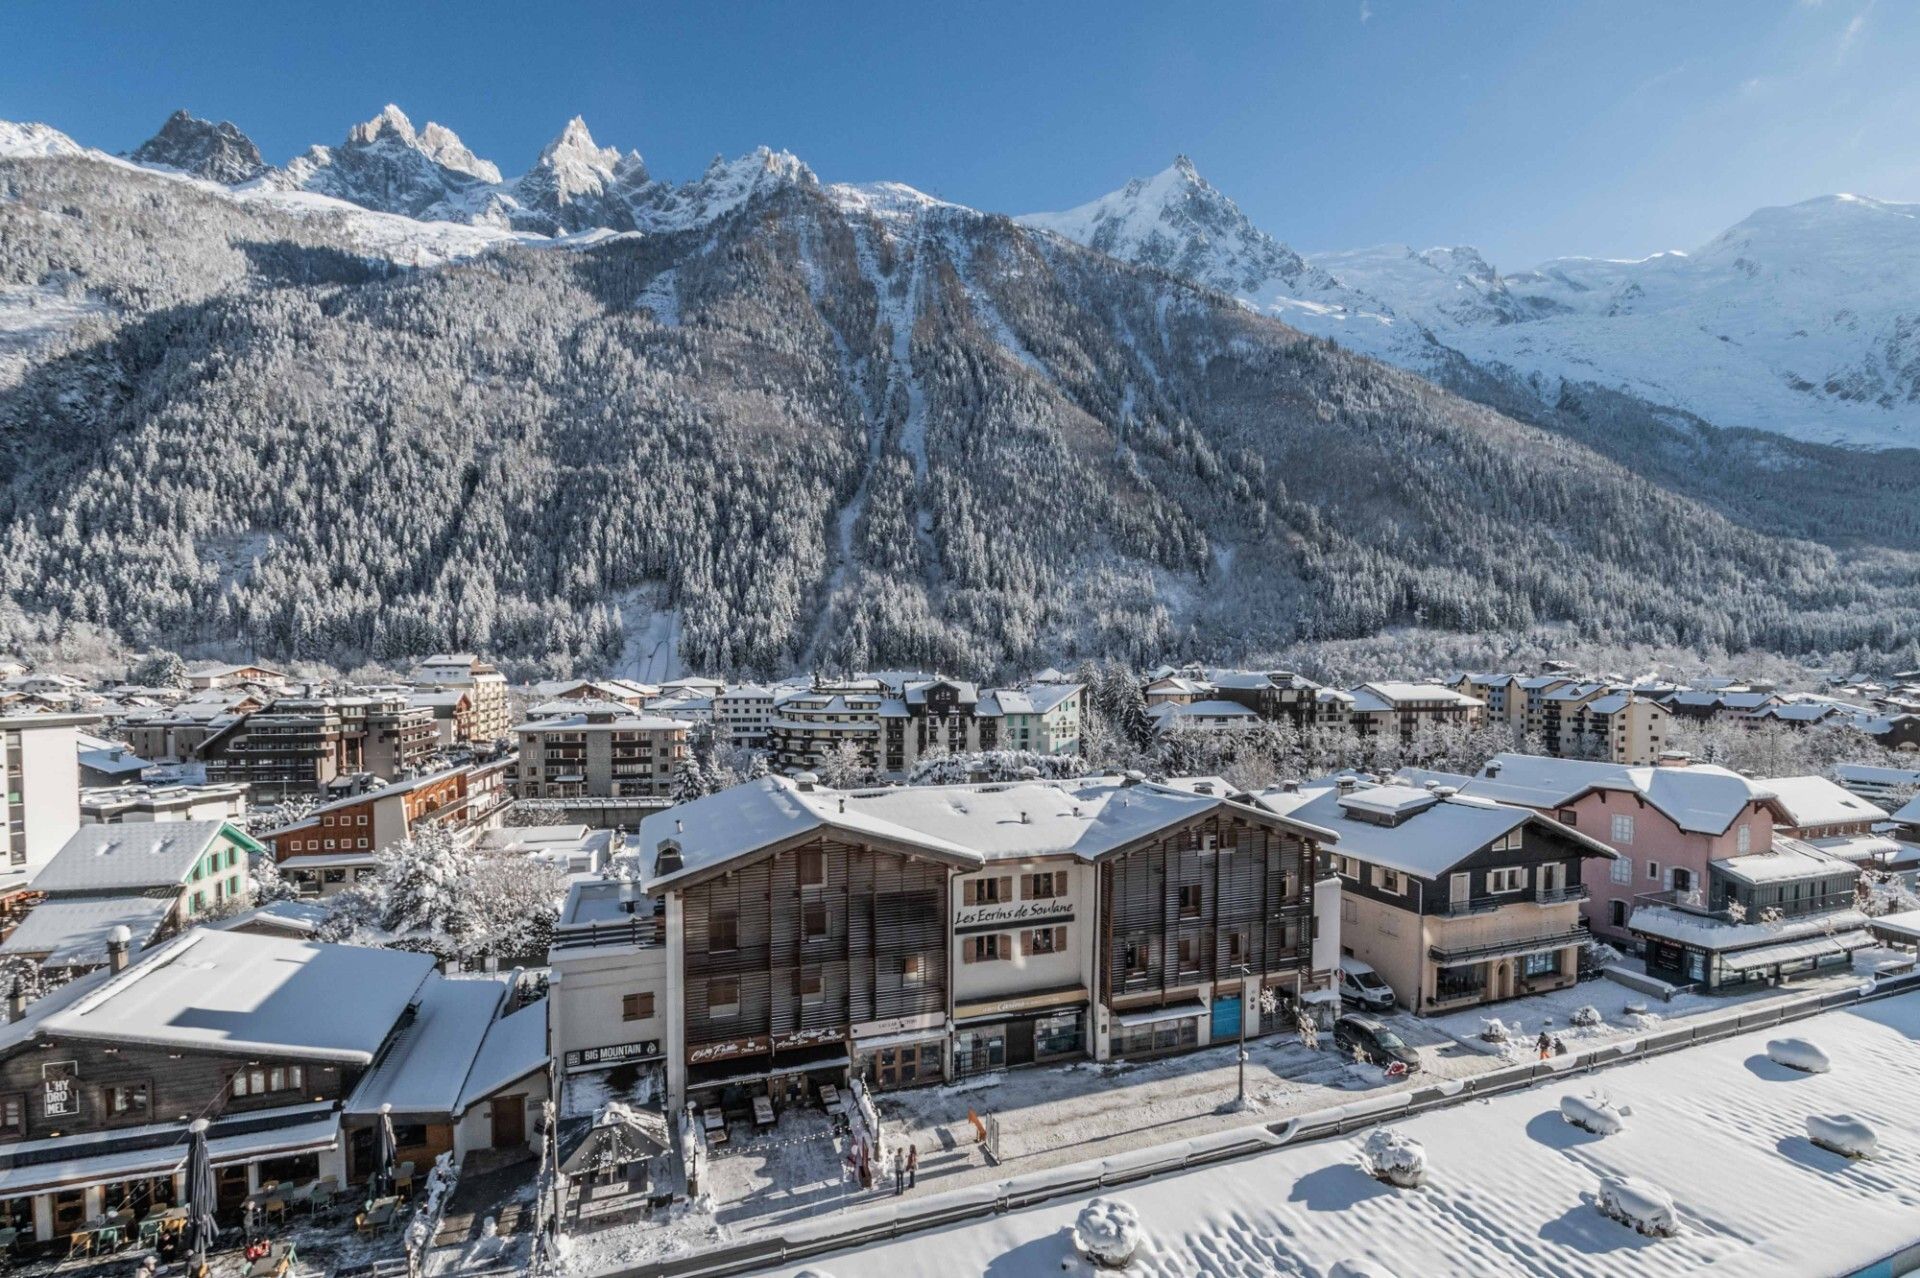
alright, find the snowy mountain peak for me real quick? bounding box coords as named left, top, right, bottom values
left=0, top=120, right=84, bottom=159
left=348, top=103, right=418, bottom=146
left=414, top=121, right=501, bottom=183
left=129, top=109, right=264, bottom=184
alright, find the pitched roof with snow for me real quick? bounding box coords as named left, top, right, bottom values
left=32, top=820, right=261, bottom=895
left=0, top=895, right=173, bottom=966
left=348, top=974, right=510, bottom=1116
left=39, top=928, right=435, bottom=1062
left=456, top=1001, right=550, bottom=1111
left=1448, top=755, right=1776, bottom=834
left=1762, top=775, right=1887, bottom=830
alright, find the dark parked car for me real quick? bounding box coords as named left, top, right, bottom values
left=1334, top=1015, right=1422, bottom=1074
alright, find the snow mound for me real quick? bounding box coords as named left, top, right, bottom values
left=1570, top=1005, right=1604, bottom=1029
left=1597, top=1175, right=1680, bottom=1237
left=1560, top=1091, right=1627, bottom=1136
left=1479, top=1017, right=1514, bottom=1043
left=1073, top=1197, right=1144, bottom=1268
left=1330, top=1262, right=1401, bottom=1278
left=1807, top=1113, right=1878, bottom=1159
left=1767, top=1037, right=1832, bottom=1074
left=1359, top=1128, right=1428, bottom=1189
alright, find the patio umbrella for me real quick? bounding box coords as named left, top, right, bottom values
left=184, top=1118, right=219, bottom=1269
left=372, top=1104, right=397, bottom=1200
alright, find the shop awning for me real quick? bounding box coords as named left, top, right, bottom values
left=1722, top=929, right=1874, bottom=975
left=1113, top=1001, right=1208, bottom=1029
left=0, top=1112, right=338, bottom=1198
left=1429, top=928, right=1587, bottom=965
left=954, top=985, right=1088, bottom=1026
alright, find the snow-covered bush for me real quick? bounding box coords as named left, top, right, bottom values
left=1479, top=1018, right=1514, bottom=1043
left=1073, top=1198, right=1143, bottom=1268
left=1596, top=1175, right=1679, bottom=1237
left=1359, top=1128, right=1428, bottom=1189
left=1559, top=1091, right=1627, bottom=1136
left=1766, top=1037, right=1831, bottom=1074
left=1807, top=1113, right=1877, bottom=1159
left=1569, top=1005, right=1604, bottom=1029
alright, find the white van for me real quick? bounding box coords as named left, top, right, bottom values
left=1338, top=957, right=1396, bottom=1011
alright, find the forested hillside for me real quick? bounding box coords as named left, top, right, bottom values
left=3, top=146, right=1916, bottom=678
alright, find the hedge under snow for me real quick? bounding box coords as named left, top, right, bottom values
left=1597, top=1175, right=1680, bottom=1237
left=1766, top=1037, right=1832, bottom=1074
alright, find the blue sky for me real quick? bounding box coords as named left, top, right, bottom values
left=3, top=0, right=1913, bottom=265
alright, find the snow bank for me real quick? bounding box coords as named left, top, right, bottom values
left=1807, top=1114, right=1878, bottom=1159
left=1570, top=1005, right=1604, bottom=1029
left=1479, top=1017, right=1514, bottom=1043
left=1359, top=1128, right=1428, bottom=1189
left=1560, top=1091, right=1627, bottom=1136
left=1072, top=1198, right=1143, bottom=1268
left=1597, top=1175, right=1679, bottom=1237
left=1766, top=1037, right=1832, bottom=1074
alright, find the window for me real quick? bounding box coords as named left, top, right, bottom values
left=1610, top=856, right=1632, bottom=885
left=323, top=869, right=346, bottom=884
left=1123, top=939, right=1152, bottom=974
left=710, top=911, right=739, bottom=952
left=101, top=1082, right=150, bottom=1117
left=1539, top=862, right=1567, bottom=893
left=796, top=848, right=825, bottom=888
left=1610, top=900, right=1628, bottom=928
left=0, top=1094, right=22, bottom=1136
left=1557, top=808, right=1578, bottom=826
left=1333, top=855, right=1359, bottom=878
left=1340, top=897, right=1357, bottom=923
left=1177, top=884, right=1203, bottom=918
left=1482, top=859, right=1528, bottom=890
left=1647, top=860, right=1661, bottom=882
left=803, top=902, right=828, bottom=941
left=1024, top=925, right=1066, bottom=956
left=1737, top=824, right=1752, bottom=854
left=1226, top=930, right=1245, bottom=962
left=1492, top=829, right=1523, bottom=852
left=901, top=954, right=927, bottom=986
left=1373, top=868, right=1404, bottom=895
left=966, top=934, right=1008, bottom=963
left=231, top=1065, right=303, bottom=1098
left=1522, top=951, right=1558, bottom=979
left=708, top=978, right=740, bottom=1017
left=799, top=968, right=824, bottom=1005
left=1176, top=936, right=1197, bottom=969
left=1026, top=871, right=1064, bottom=900
left=964, top=876, right=1011, bottom=906
left=1610, top=813, right=1634, bottom=845
left=622, top=992, right=655, bottom=1021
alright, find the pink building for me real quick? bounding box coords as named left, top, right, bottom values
left=1407, top=754, right=1787, bottom=948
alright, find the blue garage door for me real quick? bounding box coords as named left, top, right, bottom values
left=1211, top=994, right=1242, bottom=1042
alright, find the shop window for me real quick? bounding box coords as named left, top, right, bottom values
left=622, top=992, right=654, bottom=1021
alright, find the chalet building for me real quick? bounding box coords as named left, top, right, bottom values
left=2, top=714, right=92, bottom=896
left=879, top=678, right=998, bottom=776
left=1340, top=683, right=1484, bottom=742
left=1654, top=687, right=1782, bottom=723
left=766, top=681, right=885, bottom=776
left=515, top=708, right=688, bottom=800
left=1143, top=673, right=1211, bottom=707
left=0, top=929, right=545, bottom=1246
left=625, top=773, right=1338, bottom=1113
left=409, top=654, right=512, bottom=744
left=1260, top=780, right=1616, bottom=1014
left=529, top=679, right=658, bottom=711
left=713, top=684, right=779, bottom=748
left=1629, top=842, right=1872, bottom=989
left=984, top=682, right=1084, bottom=755
left=266, top=759, right=514, bottom=897
left=32, top=819, right=261, bottom=926
left=183, top=664, right=287, bottom=692
left=1205, top=670, right=1324, bottom=729
left=80, top=783, right=248, bottom=826
left=1148, top=700, right=1259, bottom=735
left=1404, top=753, right=1789, bottom=952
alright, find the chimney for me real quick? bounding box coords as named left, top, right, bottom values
left=6, top=977, right=26, bottom=1022
left=1280, top=779, right=1300, bottom=794
left=107, top=925, right=132, bottom=974
left=1657, top=750, right=1691, bottom=768
left=654, top=842, right=683, bottom=876
left=1020, top=810, right=1030, bottom=824
left=674, top=819, right=684, bottom=835
left=1121, top=770, right=1146, bottom=788
left=1485, top=760, right=1503, bottom=779
left=796, top=771, right=820, bottom=792
left=1336, top=776, right=1357, bottom=794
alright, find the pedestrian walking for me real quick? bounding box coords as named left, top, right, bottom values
left=1536, top=1030, right=1552, bottom=1061
left=892, top=1147, right=905, bottom=1195
left=907, top=1144, right=918, bottom=1189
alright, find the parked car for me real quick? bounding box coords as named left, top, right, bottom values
left=1338, top=957, right=1396, bottom=1011
left=1334, top=1015, right=1422, bottom=1074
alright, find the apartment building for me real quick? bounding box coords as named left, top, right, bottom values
left=1, top=713, right=92, bottom=895
left=713, top=684, right=778, bottom=748
left=1260, top=779, right=1615, bottom=1014
left=410, top=654, right=512, bottom=744
left=80, top=783, right=248, bottom=825
left=879, top=678, right=1000, bottom=776
left=623, top=773, right=1336, bottom=1112
left=1342, top=682, right=1485, bottom=741
left=516, top=708, right=689, bottom=800
left=986, top=683, right=1084, bottom=755
left=766, top=681, right=885, bottom=776
left=1205, top=669, right=1325, bottom=729
left=198, top=691, right=438, bottom=799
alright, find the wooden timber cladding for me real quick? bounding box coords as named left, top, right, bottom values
left=681, top=835, right=948, bottom=1060
left=1100, top=813, right=1314, bottom=1003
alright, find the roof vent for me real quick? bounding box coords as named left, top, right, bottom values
left=795, top=771, right=820, bottom=792
left=1280, top=779, right=1300, bottom=794
left=1336, top=776, right=1358, bottom=794
left=839, top=797, right=846, bottom=814
left=674, top=818, right=684, bottom=835
left=1020, top=810, right=1030, bottom=824
left=1122, top=770, right=1146, bottom=787
left=1657, top=750, right=1691, bottom=768
left=1433, top=785, right=1459, bottom=798
left=1485, top=761, right=1503, bottom=779
left=1195, top=782, right=1215, bottom=796
left=654, top=841, right=683, bottom=877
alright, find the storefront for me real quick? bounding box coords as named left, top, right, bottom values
left=951, top=987, right=1090, bottom=1076
left=1110, top=1001, right=1207, bottom=1059
left=852, top=1030, right=945, bottom=1091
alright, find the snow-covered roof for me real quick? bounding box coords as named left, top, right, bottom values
left=515, top=710, right=689, bottom=732
left=774, top=991, right=1920, bottom=1277
left=1629, top=904, right=1869, bottom=950
left=989, top=684, right=1081, bottom=716
left=1761, top=775, right=1887, bottom=829
left=1453, top=755, right=1776, bottom=834
left=208, top=897, right=333, bottom=936
left=456, top=1000, right=550, bottom=1111
left=1254, top=783, right=1612, bottom=878
left=1712, top=838, right=1853, bottom=887
left=0, top=895, right=172, bottom=966
left=31, top=820, right=260, bottom=895
left=1356, top=681, right=1483, bottom=708
left=40, top=928, right=435, bottom=1062
left=1150, top=699, right=1257, bottom=722
left=348, top=974, right=510, bottom=1116
left=640, top=775, right=1336, bottom=890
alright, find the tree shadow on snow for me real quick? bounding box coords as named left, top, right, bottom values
left=1524, top=1110, right=1605, bottom=1151
left=1775, top=1134, right=1857, bottom=1175
left=983, top=1228, right=1077, bottom=1276
left=1742, top=1054, right=1816, bottom=1083
left=1286, top=1163, right=1396, bottom=1213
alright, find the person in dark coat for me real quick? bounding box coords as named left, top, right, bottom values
left=906, top=1144, right=918, bottom=1189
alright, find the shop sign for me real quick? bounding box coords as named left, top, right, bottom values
left=688, top=1036, right=770, bottom=1064
left=564, top=1040, right=662, bottom=1070
left=42, top=1061, right=78, bottom=1118
left=954, top=903, right=1074, bottom=935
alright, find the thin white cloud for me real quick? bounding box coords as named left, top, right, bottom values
left=1359, top=0, right=1373, bottom=23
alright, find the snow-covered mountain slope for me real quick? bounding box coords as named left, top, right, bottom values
left=1026, top=160, right=1920, bottom=450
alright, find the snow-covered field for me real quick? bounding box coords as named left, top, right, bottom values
left=754, top=989, right=1920, bottom=1276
